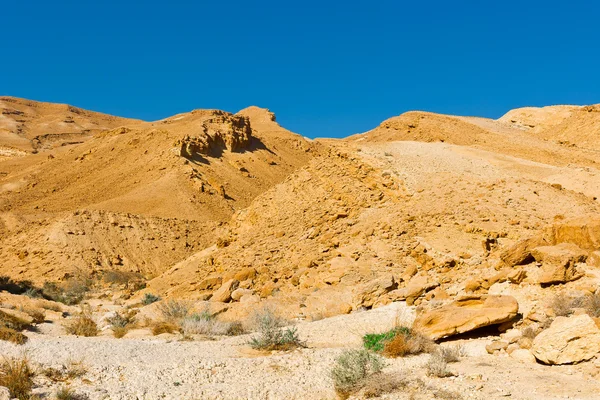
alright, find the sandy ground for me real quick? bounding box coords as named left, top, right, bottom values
left=2, top=302, right=599, bottom=400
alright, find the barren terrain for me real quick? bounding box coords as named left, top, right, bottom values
left=1, top=97, right=600, bottom=399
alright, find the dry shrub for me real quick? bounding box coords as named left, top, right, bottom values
left=0, top=309, right=32, bottom=331
left=22, top=308, right=45, bottom=324
left=438, top=344, right=464, bottom=363
left=151, top=321, right=179, bottom=336
left=362, top=373, right=407, bottom=398
left=42, top=279, right=90, bottom=305
left=583, top=292, right=600, bottom=318
left=141, top=293, right=161, bottom=305
left=65, top=309, right=98, bottom=337
left=106, top=310, right=137, bottom=338
left=102, top=270, right=145, bottom=291
left=0, top=327, right=28, bottom=345
left=382, top=329, right=435, bottom=358
left=0, top=356, right=34, bottom=400
left=426, top=352, right=453, bottom=378
left=180, top=312, right=246, bottom=337
left=331, top=349, right=384, bottom=399
left=56, top=386, right=89, bottom=400
left=43, top=360, right=87, bottom=383
left=156, top=300, right=190, bottom=322
left=248, top=309, right=304, bottom=351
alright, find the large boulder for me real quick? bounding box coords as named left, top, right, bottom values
left=533, top=244, right=586, bottom=285
left=413, top=295, right=519, bottom=340
left=532, top=314, right=600, bottom=365
left=210, top=279, right=239, bottom=303
left=500, top=237, right=543, bottom=267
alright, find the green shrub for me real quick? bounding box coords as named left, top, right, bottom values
left=156, top=300, right=190, bottom=322
left=330, top=349, right=384, bottom=397
left=141, top=293, right=161, bottom=305
left=363, top=326, right=435, bottom=357
left=248, top=309, right=304, bottom=350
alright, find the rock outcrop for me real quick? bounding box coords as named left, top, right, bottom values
left=413, top=295, right=519, bottom=340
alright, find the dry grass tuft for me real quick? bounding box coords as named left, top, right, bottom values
left=151, top=321, right=179, bottom=336
left=0, top=356, right=34, bottom=400
left=64, top=309, right=98, bottom=337
left=156, top=300, right=190, bottom=322
left=56, top=386, right=89, bottom=400
left=0, top=309, right=32, bottom=331
left=0, top=327, right=28, bottom=345
left=382, top=328, right=436, bottom=357
left=361, top=373, right=408, bottom=398
left=106, top=310, right=137, bottom=338
left=248, top=309, right=304, bottom=351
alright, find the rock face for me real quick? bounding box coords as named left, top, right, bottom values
left=532, top=314, right=600, bottom=365
left=533, top=244, right=586, bottom=285
left=413, top=295, right=519, bottom=340
left=352, top=275, right=397, bottom=310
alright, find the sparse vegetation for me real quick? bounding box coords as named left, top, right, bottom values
left=330, top=349, right=384, bottom=398
left=363, top=326, right=435, bottom=357
left=141, top=293, right=161, bottom=305
left=0, top=356, right=34, bottom=400
left=550, top=291, right=600, bottom=318
left=426, top=352, right=453, bottom=378
left=106, top=310, right=137, bottom=338
left=42, top=279, right=90, bottom=306
left=56, top=386, right=89, bottom=400
left=521, top=326, right=539, bottom=339
left=438, top=344, right=464, bottom=363
left=151, top=321, right=179, bottom=335
left=248, top=309, right=304, bottom=351
left=180, top=311, right=245, bottom=337
left=64, top=308, right=98, bottom=337
left=0, top=327, right=28, bottom=345
left=156, top=299, right=191, bottom=322
left=102, top=270, right=145, bottom=291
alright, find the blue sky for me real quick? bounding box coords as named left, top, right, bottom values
left=2, top=1, right=599, bottom=138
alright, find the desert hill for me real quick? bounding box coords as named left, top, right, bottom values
left=0, top=96, right=142, bottom=156
left=0, top=99, right=320, bottom=282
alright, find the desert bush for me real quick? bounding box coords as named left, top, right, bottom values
left=180, top=311, right=246, bottom=337
left=438, top=345, right=464, bottom=363
left=0, top=327, right=28, bottom=345
left=43, top=360, right=87, bottom=383
left=248, top=309, right=304, bottom=350
left=141, top=293, right=161, bottom=305
left=22, top=308, right=45, bottom=324
left=42, top=279, right=90, bottom=305
left=102, top=270, right=145, bottom=291
left=156, top=300, right=190, bottom=322
left=0, top=309, right=32, bottom=332
left=65, top=309, right=97, bottom=337
left=330, top=349, right=384, bottom=398
left=0, top=356, right=34, bottom=400
left=0, top=276, right=38, bottom=296
left=106, top=310, right=136, bottom=338
left=56, top=386, right=89, bottom=400
left=426, top=352, right=453, bottom=378
left=151, top=321, right=179, bottom=335
left=583, top=292, right=600, bottom=318
left=364, top=326, right=435, bottom=357
left=361, top=373, right=407, bottom=398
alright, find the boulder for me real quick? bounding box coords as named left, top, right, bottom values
left=0, top=386, right=10, bottom=400
left=210, top=279, right=239, bottom=303
left=197, top=276, right=222, bottom=291
left=413, top=295, right=519, bottom=341
left=231, top=288, right=253, bottom=302
left=533, top=244, right=586, bottom=285
left=588, top=251, right=600, bottom=268
left=531, top=244, right=587, bottom=265
left=510, top=349, right=537, bottom=364
left=352, top=274, right=397, bottom=309
left=532, top=314, right=600, bottom=365
left=392, top=275, right=438, bottom=304
left=233, top=267, right=256, bottom=282
left=486, top=341, right=509, bottom=354
left=500, top=237, right=542, bottom=267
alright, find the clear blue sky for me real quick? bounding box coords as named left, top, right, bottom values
left=2, top=1, right=599, bottom=138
